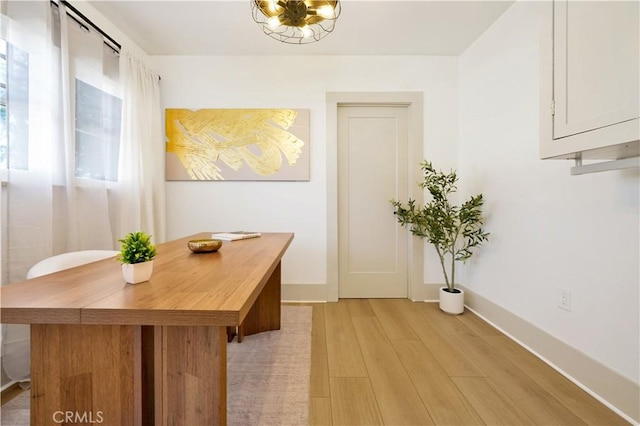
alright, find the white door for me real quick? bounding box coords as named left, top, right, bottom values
left=338, top=105, right=408, bottom=298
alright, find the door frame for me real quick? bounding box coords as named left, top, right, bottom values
left=326, top=92, right=424, bottom=302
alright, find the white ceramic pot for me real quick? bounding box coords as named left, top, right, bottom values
left=439, top=287, right=464, bottom=315
left=122, top=260, right=154, bottom=284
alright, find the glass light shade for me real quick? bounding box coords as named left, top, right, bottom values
left=252, top=0, right=341, bottom=44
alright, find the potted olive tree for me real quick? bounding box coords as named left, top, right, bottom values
left=118, top=231, right=157, bottom=284
left=391, top=161, right=489, bottom=314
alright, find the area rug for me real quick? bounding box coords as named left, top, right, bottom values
left=0, top=305, right=312, bottom=426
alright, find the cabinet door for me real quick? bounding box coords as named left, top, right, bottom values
left=553, top=0, right=639, bottom=140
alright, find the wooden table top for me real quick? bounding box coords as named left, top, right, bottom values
left=0, top=232, right=293, bottom=326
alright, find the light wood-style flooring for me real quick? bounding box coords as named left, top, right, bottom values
left=0, top=299, right=630, bottom=425
left=309, top=299, right=628, bottom=425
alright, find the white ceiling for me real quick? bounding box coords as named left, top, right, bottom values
left=88, top=0, right=514, bottom=56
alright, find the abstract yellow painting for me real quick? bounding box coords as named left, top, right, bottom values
left=165, top=108, right=310, bottom=181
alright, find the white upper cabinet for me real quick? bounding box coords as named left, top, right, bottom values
left=540, top=0, right=640, bottom=160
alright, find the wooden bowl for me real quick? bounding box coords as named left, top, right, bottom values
left=188, top=239, right=223, bottom=253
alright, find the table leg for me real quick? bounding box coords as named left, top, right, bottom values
left=237, top=261, right=282, bottom=342
left=157, top=325, right=227, bottom=425
left=30, top=324, right=141, bottom=426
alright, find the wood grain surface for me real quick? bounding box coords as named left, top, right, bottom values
left=30, top=324, right=141, bottom=426
left=2, top=232, right=293, bottom=426
left=1, top=233, right=293, bottom=326
left=309, top=299, right=628, bottom=426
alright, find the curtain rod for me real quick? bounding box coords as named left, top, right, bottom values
left=49, top=1, right=163, bottom=82
left=50, top=0, right=121, bottom=54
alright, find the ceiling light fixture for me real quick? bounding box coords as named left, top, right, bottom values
left=251, top=0, right=341, bottom=44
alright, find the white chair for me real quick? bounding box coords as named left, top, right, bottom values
left=26, top=250, right=120, bottom=279
left=2, top=250, right=120, bottom=386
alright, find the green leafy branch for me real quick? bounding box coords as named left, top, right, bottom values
left=118, top=231, right=157, bottom=264
left=391, top=161, right=489, bottom=292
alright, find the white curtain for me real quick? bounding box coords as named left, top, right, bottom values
left=118, top=52, right=165, bottom=242
left=1, top=1, right=59, bottom=385
left=54, top=3, right=119, bottom=252
left=1, top=2, right=164, bottom=385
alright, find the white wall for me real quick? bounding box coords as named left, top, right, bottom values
left=73, top=0, right=149, bottom=60
left=458, top=0, right=639, bottom=388
left=149, top=55, right=459, bottom=286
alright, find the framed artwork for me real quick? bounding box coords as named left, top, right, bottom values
left=165, top=108, right=310, bottom=181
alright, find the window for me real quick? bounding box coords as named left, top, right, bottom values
left=0, top=37, right=122, bottom=181
left=74, top=79, right=122, bottom=181
left=0, top=40, right=6, bottom=168
left=0, top=38, right=29, bottom=171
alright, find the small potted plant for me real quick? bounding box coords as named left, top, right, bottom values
left=391, top=161, right=489, bottom=314
left=118, top=231, right=157, bottom=284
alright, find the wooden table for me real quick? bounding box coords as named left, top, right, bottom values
left=0, top=232, right=293, bottom=425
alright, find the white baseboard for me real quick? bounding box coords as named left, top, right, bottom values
left=283, top=283, right=444, bottom=303
left=282, top=283, right=327, bottom=302
left=1, top=380, right=17, bottom=392
left=460, top=285, right=639, bottom=424
left=422, top=283, right=442, bottom=302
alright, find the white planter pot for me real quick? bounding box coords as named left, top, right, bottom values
left=122, top=260, right=154, bottom=284
left=439, top=287, right=464, bottom=315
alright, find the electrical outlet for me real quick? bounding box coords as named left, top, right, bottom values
left=559, top=288, right=572, bottom=311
